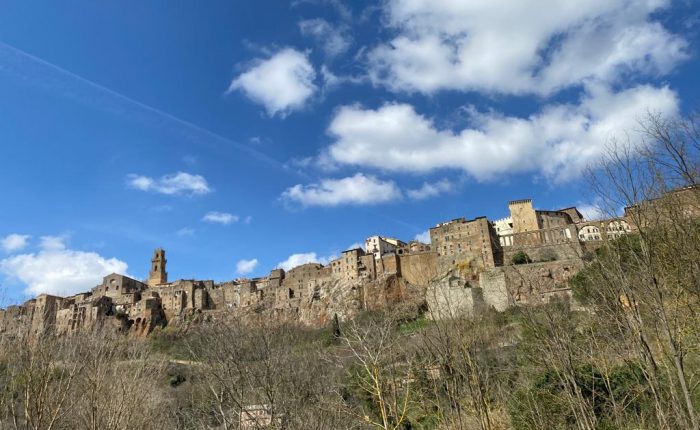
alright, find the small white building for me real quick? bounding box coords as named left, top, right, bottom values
left=605, top=219, right=632, bottom=239
left=578, top=225, right=602, bottom=241
left=365, top=236, right=407, bottom=260
left=493, top=217, right=514, bottom=246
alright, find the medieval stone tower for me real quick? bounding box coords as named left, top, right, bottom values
left=508, top=199, right=540, bottom=233
left=148, top=248, right=168, bottom=287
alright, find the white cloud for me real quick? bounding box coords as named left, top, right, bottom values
left=176, top=227, right=195, bottom=237
left=151, top=205, right=174, bottom=212
left=414, top=231, right=431, bottom=243
left=202, top=212, right=239, bottom=225
left=127, top=172, right=212, bottom=196
left=347, top=242, right=364, bottom=251
left=1, top=234, right=30, bottom=253
left=577, top=198, right=623, bottom=221
left=39, top=235, right=67, bottom=251
left=0, top=236, right=129, bottom=297
left=236, top=258, right=259, bottom=275
left=368, top=0, right=687, bottom=95
left=299, top=18, right=352, bottom=58
left=407, top=179, right=453, bottom=200
left=281, top=173, right=402, bottom=207
left=276, top=252, right=335, bottom=271
left=578, top=203, right=606, bottom=221
left=323, top=84, right=678, bottom=181
left=292, top=0, right=353, bottom=22
left=229, top=48, right=317, bottom=117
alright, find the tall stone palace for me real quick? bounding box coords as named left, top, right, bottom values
left=1, top=187, right=698, bottom=339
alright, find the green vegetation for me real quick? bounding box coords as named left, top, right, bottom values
left=511, top=250, right=532, bottom=265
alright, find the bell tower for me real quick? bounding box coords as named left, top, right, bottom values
left=148, top=248, right=168, bottom=286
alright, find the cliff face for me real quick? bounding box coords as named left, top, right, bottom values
left=193, top=273, right=428, bottom=329
left=0, top=252, right=587, bottom=341
left=0, top=249, right=442, bottom=340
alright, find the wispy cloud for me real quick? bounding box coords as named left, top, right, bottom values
left=127, top=172, right=212, bottom=196
left=202, top=212, right=239, bottom=225
left=1, top=234, right=31, bottom=253
left=236, top=258, right=259, bottom=275
left=176, top=227, right=195, bottom=237
left=299, top=18, right=352, bottom=58
left=407, top=179, right=453, bottom=200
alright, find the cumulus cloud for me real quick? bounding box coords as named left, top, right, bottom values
left=276, top=252, right=335, bottom=271
left=1, top=234, right=30, bottom=253
left=229, top=48, right=317, bottom=117
left=414, top=231, right=431, bottom=243
left=406, top=179, right=453, bottom=200
left=281, top=173, right=402, bottom=207
left=299, top=18, right=352, bottom=58
left=127, top=172, right=212, bottom=196
left=0, top=236, right=129, bottom=296
left=202, top=212, right=239, bottom=225
left=323, top=84, right=678, bottom=181
left=236, top=258, right=259, bottom=275
left=368, top=0, right=688, bottom=95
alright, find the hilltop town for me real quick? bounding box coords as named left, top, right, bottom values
left=1, top=187, right=698, bottom=340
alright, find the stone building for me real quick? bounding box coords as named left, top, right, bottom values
left=365, top=236, right=406, bottom=260
left=240, top=404, right=278, bottom=429
left=3, top=187, right=698, bottom=338
left=429, top=216, right=502, bottom=269
left=493, top=217, right=514, bottom=246
left=624, top=185, right=700, bottom=228
left=330, top=248, right=375, bottom=281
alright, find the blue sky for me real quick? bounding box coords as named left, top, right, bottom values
left=1, top=0, right=698, bottom=303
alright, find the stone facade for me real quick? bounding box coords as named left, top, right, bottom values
left=429, top=216, right=502, bottom=269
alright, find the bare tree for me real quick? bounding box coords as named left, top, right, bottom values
left=67, top=332, right=172, bottom=430
left=182, top=316, right=347, bottom=429
left=334, top=315, right=416, bottom=430
left=581, top=112, right=700, bottom=429
left=0, top=334, right=84, bottom=430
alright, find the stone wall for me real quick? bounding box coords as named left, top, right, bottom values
left=398, top=251, right=438, bottom=287
left=501, top=259, right=583, bottom=305
left=479, top=269, right=510, bottom=312
left=425, top=271, right=484, bottom=320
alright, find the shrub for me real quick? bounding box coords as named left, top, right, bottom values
left=511, top=251, right=532, bottom=265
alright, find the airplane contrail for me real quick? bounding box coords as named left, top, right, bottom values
left=0, top=40, right=291, bottom=172
left=0, top=40, right=423, bottom=231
